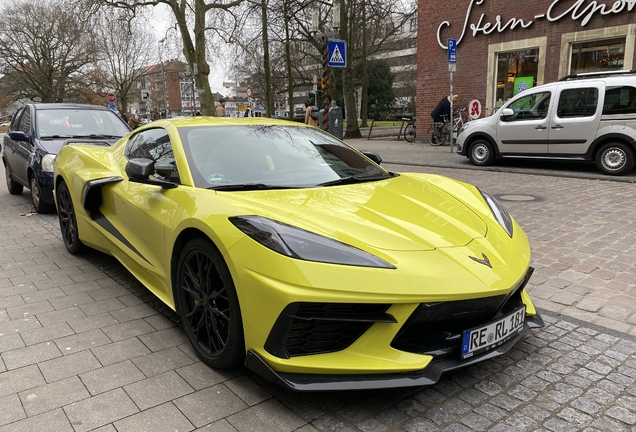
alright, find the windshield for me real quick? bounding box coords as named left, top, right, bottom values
left=180, top=125, right=391, bottom=189
left=36, top=108, right=130, bottom=139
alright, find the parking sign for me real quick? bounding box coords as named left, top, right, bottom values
left=448, top=39, right=457, bottom=63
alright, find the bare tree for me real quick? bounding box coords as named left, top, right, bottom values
left=94, top=0, right=245, bottom=116
left=0, top=0, right=98, bottom=103
left=93, top=10, right=156, bottom=114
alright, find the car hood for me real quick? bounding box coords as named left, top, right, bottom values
left=38, top=137, right=120, bottom=154
left=223, top=174, right=489, bottom=251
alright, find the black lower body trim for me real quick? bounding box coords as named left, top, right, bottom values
left=245, top=314, right=544, bottom=392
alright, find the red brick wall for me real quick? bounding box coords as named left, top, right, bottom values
left=416, top=0, right=635, bottom=137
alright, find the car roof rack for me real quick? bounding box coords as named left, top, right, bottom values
left=558, top=70, right=636, bottom=81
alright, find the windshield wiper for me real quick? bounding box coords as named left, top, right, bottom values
left=208, top=183, right=301, bottom=191
left=71, top=134, right=122, bottom=139
left=40, top=135, right=73, bottom=139
left=315, top=174, right=391, bottom=187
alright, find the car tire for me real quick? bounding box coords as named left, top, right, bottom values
left=595, top=142, right=635, bottom=176
left=4, top=162, right=24, bottom=195
left=175, top=238, right=245, bottom=369
left=56, top=181, right=87, bottom=254
left=469, top=140, right=495, bottom=166
left=30, top=175, right=55, bottom=213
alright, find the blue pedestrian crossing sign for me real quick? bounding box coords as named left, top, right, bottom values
left=327, top=40, right=346, bottom=68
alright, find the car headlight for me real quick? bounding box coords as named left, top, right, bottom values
left=230, top=216, right=395, bottom=268
left=479, top=190, right=513, bottom=237
left=41, top=154, right=55, bottom=172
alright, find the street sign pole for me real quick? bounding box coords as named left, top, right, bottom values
left=448, top=38, right=457, bottom=153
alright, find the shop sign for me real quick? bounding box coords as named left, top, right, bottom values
left=437, top=0, right=636, bottom=49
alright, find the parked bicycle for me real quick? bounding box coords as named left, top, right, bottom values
left=427, top=108, right=466, bottom=146
left=400, top=117, right=416, bottom=143
left=482, top=107, right=499, bottom=117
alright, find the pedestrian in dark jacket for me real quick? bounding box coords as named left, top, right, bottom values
left=430, top=94, right=458, bottom=123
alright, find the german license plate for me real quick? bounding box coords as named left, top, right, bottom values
left=461, top=306, right=526, bottom=359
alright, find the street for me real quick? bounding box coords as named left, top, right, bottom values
left=1, top=140, right=635, bottom=432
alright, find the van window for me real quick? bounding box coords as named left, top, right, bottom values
left=557, top=88, right=598, bottom=118
left=603, top=86, right=636, bottom=115
left=502, top=91, right=551, bottom=122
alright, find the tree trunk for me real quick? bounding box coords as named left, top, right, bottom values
left=342, top=0, right=361, bottom=139
left=194, top=0, right=214, bottom=115
left=284, top=0, right=293, bottom=120
left=261, top=0, right=272, bottom=117
left=360, top=0, right=368, bottom=128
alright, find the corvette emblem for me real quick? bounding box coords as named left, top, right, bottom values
left=469, top=253, right=492, bottom=268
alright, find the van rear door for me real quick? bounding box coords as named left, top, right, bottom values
left=548, top=81, right=603, bottom=155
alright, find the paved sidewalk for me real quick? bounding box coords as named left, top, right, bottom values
left=1, top=153, right=635, bottom=431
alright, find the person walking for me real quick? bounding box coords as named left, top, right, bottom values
left=305, top=101, right=319, bottom=126
left=152, top=108, right=161, bottom=121
left=128, top=112, right=142, bottom=129
left=215, top=98, right=226, bottom=117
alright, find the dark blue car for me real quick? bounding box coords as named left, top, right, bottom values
left=2, top=103, right=131, bottom=213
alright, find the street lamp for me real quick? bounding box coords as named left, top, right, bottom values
left=158, top=38, right=169, bottom=118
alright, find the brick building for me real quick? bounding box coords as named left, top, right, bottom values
left=417, top=0, right=635, bottom=135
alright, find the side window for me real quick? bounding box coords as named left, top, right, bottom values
left=18, top=109, right=31, bottom=135
left=503, top=91, right=551, bottom=121
left=603, top=86, right=636, bottom=115
left=125, top=128, right=178, bottom=183
left=557, top=88, right=598, bottom=118
left=10, top=108, right=24, bottom=131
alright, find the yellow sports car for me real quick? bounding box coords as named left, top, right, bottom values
left=53, top=117, right=543, bottom=391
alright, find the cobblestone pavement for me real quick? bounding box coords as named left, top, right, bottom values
left=1, top=154, right=635, bottom=432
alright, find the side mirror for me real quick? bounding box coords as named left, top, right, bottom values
left=362, top=151, right=382, bottom=165
left=9, top=131, right=28, bottom=142
left=125, top=158, right=154, bottom=179
left=125, top=158, right=177, bottom=189
left=500, top=108, right=515, bottom=121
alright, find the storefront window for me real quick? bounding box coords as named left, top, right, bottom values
left=495, top=49, right=539, bottom=107
left=570, top=38, right=626, bottom=74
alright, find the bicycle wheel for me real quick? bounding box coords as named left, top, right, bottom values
left=404, top=123, right=416, bottom=143
left=427, top=125, right=445, bottom=146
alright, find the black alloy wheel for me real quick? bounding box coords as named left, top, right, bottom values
left=4, top=162, right=23, bottom=195
left=175, top=238, right=244, bottom=369
left=56, top=181, right=86, bottom=254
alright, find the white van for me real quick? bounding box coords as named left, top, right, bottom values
left=456, top=70, right=636, bottom=175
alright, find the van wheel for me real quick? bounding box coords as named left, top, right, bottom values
left=469, top=140, right=495, bottom=166
left=596, top=142, right=635, bottom=176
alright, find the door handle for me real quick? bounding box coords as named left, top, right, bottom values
left=535, top=126, right=547, bottom=130
left=551, top=125, right=563, bottom=130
